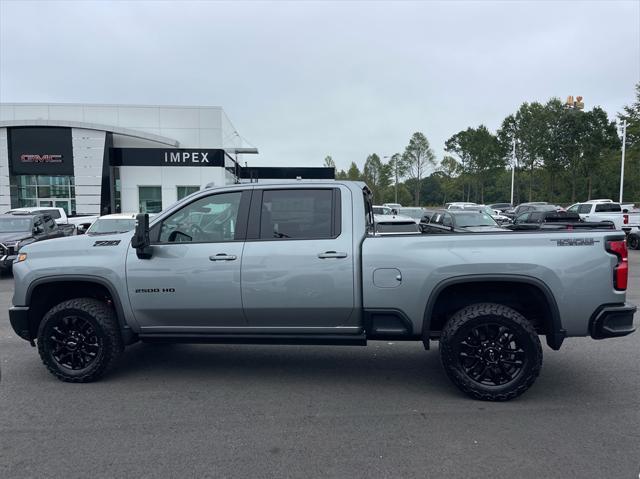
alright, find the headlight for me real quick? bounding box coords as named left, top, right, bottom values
left=14, top=253, right=27, bottom=263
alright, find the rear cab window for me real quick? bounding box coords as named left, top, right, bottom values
left=253, top=188, right=341, bottom=240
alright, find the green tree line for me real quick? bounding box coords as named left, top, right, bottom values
left=326, top=83, right=640, bottom=207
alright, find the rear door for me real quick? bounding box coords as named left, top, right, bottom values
left=241, top=186, right=356, bottom=331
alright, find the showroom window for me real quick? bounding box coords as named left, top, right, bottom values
left=139, top=186, right=162, bottom=214
left=177, top=186, right=200, bottom=201
left=13, top=175, right=76, bottom=214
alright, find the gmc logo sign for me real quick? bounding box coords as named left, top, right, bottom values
left=20, top=154, right=63, bottom=163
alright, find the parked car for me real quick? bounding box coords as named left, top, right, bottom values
left=458, top=205, right=512, bottom=225
left=507, top=210, right=614, bottom=231
left=421, top=209, right=505, bottom=233
left=0, top=212, right=65, bottom=272
left=6, top=207, right=98, bottom=235
left=488, top=202, right=512, bottom=213
left=86, top=213, right=138, bottom=235
left=397, top=207, right=427, bottom=224
left=382, top=203, right=402, bottom=213
left=8, top=181, right=636, bottom=401
left=374, top=214, right=421, bottom=235
left=503, top=202, right=550, bottom=219
left=372, top=205, right=393, bottom=215
left=566, top=202, right=628, bottom=230
left=445, top=202, right=477, bottom=209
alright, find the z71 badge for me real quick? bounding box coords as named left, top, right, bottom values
left=93, top=240, right=121, bottom=247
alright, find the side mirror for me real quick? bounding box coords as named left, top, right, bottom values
left=131, top=213, right=152, bottom=259
left=76, top=225, right=86, bottom=235
left=33, top=226, right=44, bottom=235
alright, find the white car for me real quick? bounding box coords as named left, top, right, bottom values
left=445, top=202, right=477, bottom=210
left=86, top=213, right=138, bottom=235
left=397, top=207, right=427, bottom=224
left=372, top=205, right=393, bottom=215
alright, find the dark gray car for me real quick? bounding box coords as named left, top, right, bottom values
left=0, top=213, right=64, bottom=271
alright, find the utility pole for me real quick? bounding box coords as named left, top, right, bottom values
left=619, top=120, right=627, bottom=203
left=511, top=138, right=516, bottom=205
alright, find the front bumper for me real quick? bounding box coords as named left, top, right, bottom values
left=9, top=305, right=31, bottom=341
left=590, top=303, right=636, bottom=339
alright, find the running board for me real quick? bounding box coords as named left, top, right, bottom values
left=139, top=333, right=367, bottom=346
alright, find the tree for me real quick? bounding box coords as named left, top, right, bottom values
left=438, top=155, right=462, bottom=204
left=445, top=126, right=504, bottom=203
left=346, top=162, right=362, bottom=181
left=362, top=154, right=390, bottom=203
left=400, top=132, right=436, bottom=205
left=323, top=155, right=335, bottom=168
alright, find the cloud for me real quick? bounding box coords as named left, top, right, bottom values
left=1, top=0, right=638, bottom=170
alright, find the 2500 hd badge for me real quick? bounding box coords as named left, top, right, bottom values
left=134, top=288, right=176, bottom=293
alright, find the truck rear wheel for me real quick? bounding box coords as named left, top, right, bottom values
left=37, top=298, right=124, bottom=382
left=627, top=234, right=639, bottom=250
left=439, top=303, right=542, bottom=401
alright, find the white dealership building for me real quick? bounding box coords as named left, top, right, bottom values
left=0, top=103, right=260, bottom=215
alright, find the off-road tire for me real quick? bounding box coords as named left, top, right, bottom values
left=627, top=234, right=639, bottom=250
left=37, top=298, right=124, bottom=382
left=440, top=302, right=542, bottom=401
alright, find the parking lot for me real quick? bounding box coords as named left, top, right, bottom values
left=0, top=255, right=638, bottom=478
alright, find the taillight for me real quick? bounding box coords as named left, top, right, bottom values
left=606, top=240, right=628, bottom=290
left=623, top=214, right=629, bottom=225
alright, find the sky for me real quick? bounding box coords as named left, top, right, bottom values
left=1, top=0, right=639, bottom=172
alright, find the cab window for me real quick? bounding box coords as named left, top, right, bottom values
left=158, top=192, right=242, bottom=243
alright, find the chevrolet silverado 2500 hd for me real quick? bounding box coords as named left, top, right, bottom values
left=8, top=182, right=636, bottom=400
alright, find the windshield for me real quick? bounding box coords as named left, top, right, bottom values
left=88, top=218, right=137, bottom=234
left=0, top=217, right=32, bottom=233
left=398, top=208, right=424, bottom=219
left=454, top=213, right=498, bottom=227
left=373, top=206, right=391, bottom=215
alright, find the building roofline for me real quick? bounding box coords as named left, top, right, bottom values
left=0, top=119, right=179, bottom=147
left=0, top=102, right=223, bottom=109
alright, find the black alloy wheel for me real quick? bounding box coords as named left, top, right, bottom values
left=37, top=298, right=124, bottom=382
left=440, top=303, right=543, bottom=401
left=46, top=315, right=101, bottom=371
left=458, top=322, right=526, bottom=386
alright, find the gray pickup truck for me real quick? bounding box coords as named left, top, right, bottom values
left=8, top=182, right=636, bottom=400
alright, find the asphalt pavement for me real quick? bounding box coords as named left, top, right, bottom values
left=1, top=255, right=639, bottom=478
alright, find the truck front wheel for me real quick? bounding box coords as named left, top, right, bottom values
left=439, top=303, right=542, bottom=401
left=37, top=298, right=124, bottom=382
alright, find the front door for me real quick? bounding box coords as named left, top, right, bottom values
left=126, top=189, right=250, bottom=333
left=241, top=187, right=356, bottom=331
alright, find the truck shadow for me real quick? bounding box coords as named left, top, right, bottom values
left=106, top=341, right=610, bottom=402
left=110, top=341, right=457, bottom=396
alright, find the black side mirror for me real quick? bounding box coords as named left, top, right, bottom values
left=131, top=213, right=152, bottom=259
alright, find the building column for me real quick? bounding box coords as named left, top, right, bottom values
left=72, top=128, right=106, bottom=215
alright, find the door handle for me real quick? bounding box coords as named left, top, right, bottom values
left=317, top=251, right=348, bottom=259
left=209, top=254, right=237, bottom=261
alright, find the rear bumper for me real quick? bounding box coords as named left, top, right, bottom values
left=9, top=306, right=31, bottom=341
left=590, top=303, right=636, bottom=339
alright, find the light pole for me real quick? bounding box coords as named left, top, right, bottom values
left=511, top=138, right=516, bottom=206
left=619, top=120, right=627, bottom=204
